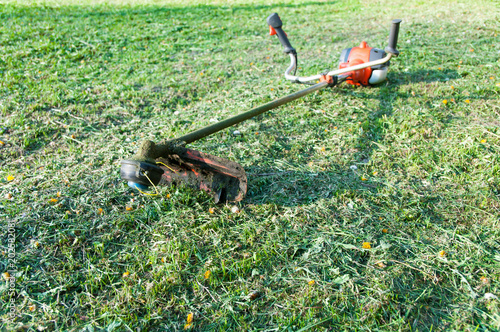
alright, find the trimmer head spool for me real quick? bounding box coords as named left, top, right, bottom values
left=121, top=160, right=164, bottom=189
left=120, top=142, right=247, bottom=203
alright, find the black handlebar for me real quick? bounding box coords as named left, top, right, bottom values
left=266, top=12, right=282, bottom=28
left=266, top=13, right=296, bottom=54
left=385, top=19, right=402, bottom=56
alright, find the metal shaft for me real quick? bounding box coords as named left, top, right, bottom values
left=176, top=80, right=329, bottom=144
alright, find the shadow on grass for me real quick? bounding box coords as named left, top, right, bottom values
left=2, top=1, right=336, bottom=18
left=229, top=1, right=337, bottom=12
left=245, top=69, right=459, bottom=203
left=390, top=69, right=460, bottom=85
left=245, top=166, right=377, bottom=204
left=240, top=68, right=465, bottom=330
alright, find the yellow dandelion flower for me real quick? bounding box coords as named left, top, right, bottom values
left=377, top=262, right=386, bottom=268
left=308, top=280, right=315, bottom=286
left=57, top=191, right=61, bottom=197
left=97, top=208, right=103, bottom=215
left=161, top=257, right=166, bottom=263
left=362, top=242, right=371, bottom=249
left=49, top=198, right=58, bottom=204
left=382, top=229, right=388, bottom=233
left=0, top=140, right=4, bottom=145
left=480, top=139, right=486, bottom=143
left=70, top=134, right=76, bottom=139
left=334, top=126, right=338, bottom=129
left=209, top=207, right=215, bottom=214
left=122, top=271, right=130, bottom=277
left=469, top=48, right=474, bottom=52
left=29, top=305, right=36, bottom=312
left=125, top=206, right=133, bottom=211
left=372, top=171, right=378, bottom=176
left=7, top=175, right=14, bottom=182
left=184, top=312, right=194, bottom=329
left=361, top=177, right=368, bottom=181
left=465, top=99, right=470, bottom=103
left=166, top=194, right=171, bottom=199
left=320, top=147, right=325, bottom=152
left=2, top=272, right=10, bottom=280
left=439, top=250, right=446, bottom=257
left=204, top=270, right=211, bottom=279
left=442, top=99, right=448, bottom=105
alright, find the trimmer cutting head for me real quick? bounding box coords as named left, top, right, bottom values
left=120, top=145, right=247, bottom=203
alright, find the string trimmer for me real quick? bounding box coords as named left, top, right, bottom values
left=120, top=14, right=402, bottom=203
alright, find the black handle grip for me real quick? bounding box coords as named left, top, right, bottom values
left=385, top=19, right=402, bottom=56
left=266, top=12, right=282, bottom=28
left=267, top=13, right=296, bottom=54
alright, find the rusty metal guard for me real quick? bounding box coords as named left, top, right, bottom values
left=156, top=148, right=247, bottom=203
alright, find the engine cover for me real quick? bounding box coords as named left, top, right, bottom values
left=338, top=41, right=388, bottom=86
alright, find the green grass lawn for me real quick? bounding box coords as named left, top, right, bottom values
left=1, top=0, right=499, bottom=330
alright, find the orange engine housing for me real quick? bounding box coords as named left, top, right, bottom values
left=338, top=41, right=386, bottom=86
